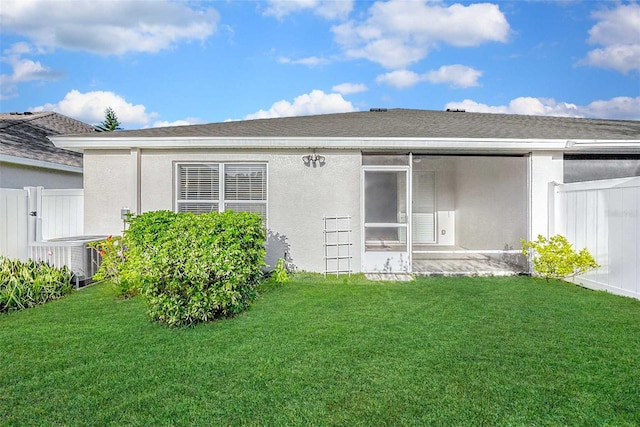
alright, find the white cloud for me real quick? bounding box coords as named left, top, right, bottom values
left=245, top=90, right=357, bottom=119
left=376, top=70, right=422, bottom=89
left=264, top=0, right=353, bottom=20
left=581, top=3, right=640, bottom=73
left=377, top=65, right=481, bottom=89
left=3, top=56, right=63, bottom=84
left=0, top=0, right=219, bottom=55
left=30, top=89, right=158, bottom=128
left=445, top=97, right=582, bottom=117
left=588, top=4, right=640, bottom=46
left=152, top=118, right=203, bottom=128
left=424, top=64, right=482, bottom=88
left=332, top=82, right=368, bottom=94
left=279, top=56, right=330, bottom=66
left=3, top=41, right=39, bottom=56
left=583, top=96, right=640, bottom=120
left=584, top=45, right=640, bottom=75
left=0, top=42, right=64, bottom=99
left=332, top=0, right=510, bottom=68
left=445, top=96, right=640, bottom=120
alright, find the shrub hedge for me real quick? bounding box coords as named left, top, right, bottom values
left=522, top=234, right=599, bottom=281
left=100, top=210, right=266, bottom=326
left=0, top=257, right=73, bottom=313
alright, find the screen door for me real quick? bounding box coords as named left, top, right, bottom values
left=362, top=166, right=411, bottom=272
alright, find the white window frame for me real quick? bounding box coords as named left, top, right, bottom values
left=175, top=162, right=268, bottom=225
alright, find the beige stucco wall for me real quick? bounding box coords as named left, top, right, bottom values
left=82, top=147, right=562, bottom=273
left=529, top=152, right=564, bottom=239
left=455, top=156, right=528, bottom=250
left=412, top=156, right=456, bottom=211
left=83, top=149, right=137, bottom=236
left=0, top=162, right=82, bottom=189
left=85, top=148, right=362, bottom=273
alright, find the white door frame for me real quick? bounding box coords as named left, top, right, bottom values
left=361, top=165, right=412, bottom=273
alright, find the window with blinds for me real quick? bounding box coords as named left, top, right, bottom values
left=176, top=163, right=267, bottom=219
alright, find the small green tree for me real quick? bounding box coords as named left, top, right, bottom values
left=521, top=234, right=599, bottom=281
left=96, top=107, right=122, bottom=131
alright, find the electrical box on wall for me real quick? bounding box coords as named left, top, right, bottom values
left=120, top=208, right=130, bottom=220
left=437, top=211, right=455, bottom=246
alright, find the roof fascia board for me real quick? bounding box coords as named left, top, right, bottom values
left=558, top=176, right=640, bottom=192
left=0, top=154, right=83, bottom=174
left=567, top=141, right=640, bottom=149
left=50, top=136, right=602, bottom=152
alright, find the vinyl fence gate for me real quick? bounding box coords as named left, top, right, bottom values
left=553, top=177, right=639, bottom=300
left=1, top=186, right=84, bottom=261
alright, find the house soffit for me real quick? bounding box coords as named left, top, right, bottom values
left=49, top=136, right=640, bottom=155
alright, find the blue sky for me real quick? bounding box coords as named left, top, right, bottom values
left=1, top=0, right=639, bottom=129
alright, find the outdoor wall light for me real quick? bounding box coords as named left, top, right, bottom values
left=302, top=153, right=326, bottom=167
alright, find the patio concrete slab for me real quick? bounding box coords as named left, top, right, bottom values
left=412, top=258, right=525, bottom=277
left=365, top=273, right=415, bottom=281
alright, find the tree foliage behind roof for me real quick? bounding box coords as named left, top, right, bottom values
left=96, top=107, right=122, bottom=132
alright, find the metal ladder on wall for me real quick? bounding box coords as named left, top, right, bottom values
left=323, top=216, right=352, bottom=276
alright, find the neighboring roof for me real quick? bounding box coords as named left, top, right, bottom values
left=52, top=109, right=640, bottom=154
left=0, top=111, right=96, bottom=169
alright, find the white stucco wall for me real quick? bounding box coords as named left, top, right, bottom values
left=82, top=148, right=564, bottom=273
left=0, top=162, right=82, bottom=189
left=455, top=156, right=528, bottom=250
left=83, top=149, right=137, bottom=236
left=412, top=156, right=456, bottom=211
left=85, top=148, right=362, bottom=273
left=529, top=152, right=563, bottom=239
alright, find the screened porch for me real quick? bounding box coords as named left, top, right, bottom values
left=362, top=154, right=529, bottom=275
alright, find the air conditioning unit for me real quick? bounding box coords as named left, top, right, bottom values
left=30, top=236, right=106, bottom=288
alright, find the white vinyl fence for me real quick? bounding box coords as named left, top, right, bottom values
left=0, top=186, right=83, bottom=261
left=554, top=177, right=639, bottom=300
left=0, top=188, right=29, bottom=260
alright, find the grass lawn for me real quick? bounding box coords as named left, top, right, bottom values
left=1, top=274, right=639, bottom=426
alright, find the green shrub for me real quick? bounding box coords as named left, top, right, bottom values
left=0, top=257, right=73, bottom=313
left=521, top=235, right=599, bottom=281
left=128, top=210, right=265, bottom=327
left=89, top=211, right=177, bottom=298
left=89, top=235, right=138, bottom=298
left=272, top=258, right=291, bottom=284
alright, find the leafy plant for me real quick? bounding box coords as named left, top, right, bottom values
left=0, top=257, right=73, bottom=313
left=89, top=235, right=138, bottom=298
left=88, top=211, right=178, bottom=298
left=126, top=210, right=265, bottom=327
left=272, top=258, right=290, bottom=284
left=521, top=234, right=599, bottom=281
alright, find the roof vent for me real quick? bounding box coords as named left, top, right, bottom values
left=446, top=108, right=466, bottom=113
left=370, top=108, right=388, bottom=112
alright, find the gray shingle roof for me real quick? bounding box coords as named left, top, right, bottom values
left=0, top=112, right=96, bottom=168
left=61, top=109, right=640, bottom=140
